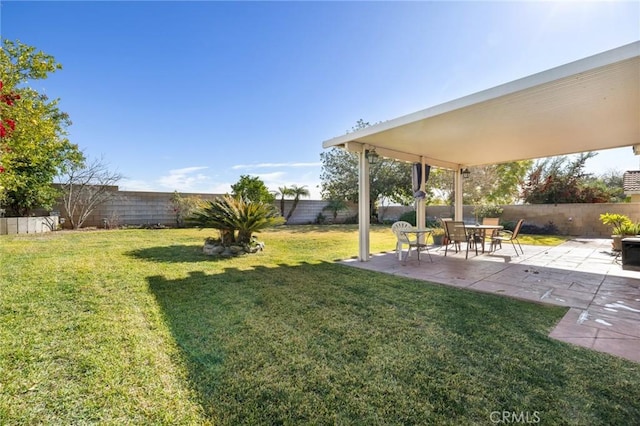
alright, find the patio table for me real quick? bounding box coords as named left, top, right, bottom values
left=400, top=228, right=433, bottom=263
left=461, top=224, right=503, bottom=253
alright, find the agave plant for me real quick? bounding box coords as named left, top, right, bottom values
left=188, top=195, right=284, bottom=245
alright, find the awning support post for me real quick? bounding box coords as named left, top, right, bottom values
left=358, top=149, right=370, bottom=261
left=416, top=158, right=426, bottom=242
left=454, top=167, right=463, bottom=221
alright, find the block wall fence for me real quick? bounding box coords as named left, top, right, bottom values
left=32, top=189, right=640, bottom=237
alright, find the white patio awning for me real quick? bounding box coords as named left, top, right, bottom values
left=323, top=41, right=640, bottom=170
left=322, top=41, right=640, bottom=261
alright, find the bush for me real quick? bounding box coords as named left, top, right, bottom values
left=343, top=214, right=358, bottom=224
left=398, top=210, right=417, bottom=226
left=515, top=221, right=559, bottom=235
left=315, top=212, right=328, bottom=225
left=473, top=205, right=504, bottom=220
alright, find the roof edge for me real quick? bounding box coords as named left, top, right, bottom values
left=323, top=41, right=640, bottom=149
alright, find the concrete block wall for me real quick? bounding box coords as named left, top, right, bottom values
left=282, top=200, right=357, bottom=224
left=36, top=186, right=639, bottom=236
left=0, top=216, right=59, bottom=235
left=501, top=203, right=640, bottom=237
left=53, top=191, right=221, bottom=228
left=375, top=203, right=640, bottom=237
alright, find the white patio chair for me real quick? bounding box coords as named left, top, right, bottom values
left=391, top=221, right=415, bottom=260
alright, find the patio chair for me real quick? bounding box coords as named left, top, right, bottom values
left=482, top=217, right=500, bottom=246
left=491, top=218, right=524, bottom=256
left=444, top=221, right=477, bottom=259
left=391, top=221, right=415, bottom=260
left=437, top=217, right=452, bottom=250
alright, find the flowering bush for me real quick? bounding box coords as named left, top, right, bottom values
left=0, top=80, right=19, bottom=173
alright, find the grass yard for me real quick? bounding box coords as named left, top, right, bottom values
left=0, top=225, right=637, bottom=425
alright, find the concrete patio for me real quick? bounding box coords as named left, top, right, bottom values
left=341, top=238, right=640, bottom=364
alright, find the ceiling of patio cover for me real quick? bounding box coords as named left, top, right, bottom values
left=323, top=42, right=640, bottom=170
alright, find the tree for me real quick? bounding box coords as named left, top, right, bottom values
left=320, top=120, right=414, bottom=221
left=285, top=184, right=310, bottom=222
left=275, top=185, right=292, bottom=217
left=231, top=175, right=275, bottom=204
left=58, top=157, right=123, bottom=229
left=320, top=147, right=414, bottom=221
left=0, top=40, right=83, bottom=216
left=424, top=161, right=532, bottom=207
left=322, top=198, right=348, bottom=222
left=463, top=161, right=533, bottom=206
left=188, top=195, right=284, bottom=245
left=522, top=152, right=614, bottom=204
left=169, top=191, right=203, bottom=228
left=584, top=170, right=626, bottom=203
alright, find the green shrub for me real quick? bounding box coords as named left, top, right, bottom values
left=599, top=213, right=632, bottom=235
left=473, top=204, right=504, bottom=220
left=616, top=221, right=640, bottom=236
left=519, top=221, right=559, bottom=235
left=398, top=210, right=416, bottom=226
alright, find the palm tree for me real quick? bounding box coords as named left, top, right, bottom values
left=285, top=185, right=310, bottom=222
left=275, top=186, right=292, bottom=217
left=322, top=198, right=348, bottom=222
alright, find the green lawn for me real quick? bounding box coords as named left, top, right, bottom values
left=1, top=226, right=637, bottom=425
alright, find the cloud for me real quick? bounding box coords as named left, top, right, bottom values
left=167, top=166, right=209, bottom=175
left=232, top=162, right=321, bottom=170
left=254, top=171, right=287, bottom=182
left=157, top=166, right=212, bottom=191
left=119, top=179, right=156, bottom=192
left=208, top=182, right=232, bottom=194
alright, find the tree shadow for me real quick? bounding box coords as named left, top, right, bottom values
left=147, top=262, right=338, bottom=423
left=267, top=224, right=392, bottom=234
left=127, top=244, right=217, bottom=263
left=144, top=261, right=632, bottom=424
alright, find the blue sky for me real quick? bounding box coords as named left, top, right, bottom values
left=2, top=1, right=639, bottom=198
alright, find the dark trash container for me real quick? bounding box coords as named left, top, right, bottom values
left=621, top=237, right=640, bottom=271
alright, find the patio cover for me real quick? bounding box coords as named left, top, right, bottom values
left=322, top=41, right=640, bottom=261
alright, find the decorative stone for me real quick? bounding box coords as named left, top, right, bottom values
left=202, top=237, right=266, bottom=257
left=229, top=245, right=244, bottom=254
left=203, top=244, right=225, bottom=255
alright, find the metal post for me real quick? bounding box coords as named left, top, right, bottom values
left=358, top=150, right=370, bottom=261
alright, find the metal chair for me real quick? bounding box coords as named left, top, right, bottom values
left=491, top=219, right=524, bottom=256
left=437, top=217, right=452, bottom=251
left=482, top=217, right=500, bottom=248
left=444, top=221, right=477, bottom=259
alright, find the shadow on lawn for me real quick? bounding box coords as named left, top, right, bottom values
left=127, top=245, right=217, bottom=263
left=267, top=224, right=391, bottom=234
left=145, top=261, right=640, bottom=425
left=147, top=262, right=344, bottom=423
left=268, top=224, right=360, bottom=233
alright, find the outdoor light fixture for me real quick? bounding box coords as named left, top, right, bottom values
left=461, top=168, right=471, bottom=179
left=365, top=148, right=379, bottom=164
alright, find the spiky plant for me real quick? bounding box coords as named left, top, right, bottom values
left=188, top=195, right=284, bottom=245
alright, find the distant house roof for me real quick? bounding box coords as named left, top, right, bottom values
left=623, top=170, right=640, bottom=194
